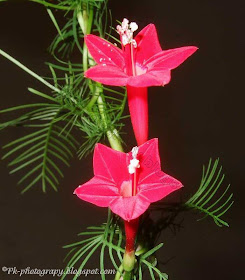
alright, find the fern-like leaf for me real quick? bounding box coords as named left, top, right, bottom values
left=62, top=211, right=170, bottom=280
left=2, top=123, right=78, bottom=193
left=185, top=158, right=234, bottom=227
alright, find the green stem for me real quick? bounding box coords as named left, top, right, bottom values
left=97, top=95, right=123, bottom=152
left=107, top=129, right=123, bottom=152
left=0, top=49, right=60, bottom=93
left=85, top=82, right=100, bottom=110
left=77, top=4, right=100, bottom=111
left=114, top=264, right=124, bottom=280
left=76, top=2, right=124, bottom=152
left=77, top=4, right=93, bottom=73
left=123, top=271, right=132, bottom=280
left=83, top=42, right=88, bottom=72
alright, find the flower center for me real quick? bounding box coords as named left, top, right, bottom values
left=117, top=18, right=138, bottom=77
left=120, top=180, right=132, bottom=197
left=136, top=63, right=148, bottom=76
left=128, top=147, right=140, bottom=196
left=119, top=147, right=140, bottom=198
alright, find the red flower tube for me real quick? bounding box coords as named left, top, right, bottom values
left=84, top=19, right=198, bottom=145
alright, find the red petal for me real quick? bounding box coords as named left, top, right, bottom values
left=85, top=65, right=129, bottom=86
left=139, top=172, right=183, bottom=202
left=145, top=46, right=198, bottom=70
left=74, top=176, right=119, bottom=207
left=136, top=139, right=183, bottom=202
left=93, top=143, right=130, bottom=185
left=136, top=139, right=161, bottom=182
left=148, top=69, right=171, bottom=86
left=85, top=35, right=125, bottom=69
left=109, top=194, right=150, bottom=221
left=135, top=24, right=162, bottom=65
left=128, top=69, right=171, bottom=87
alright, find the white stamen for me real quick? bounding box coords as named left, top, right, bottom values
left=122, top=34, right=128, bottom=46
left=132, top=39, right=137, bottom=48
left=116, top=25, right=122, bottom=32
left=132, top=146, right=139, bottom=159
left=116, top=18, right=138, bottom=47
left=128, top=146, right=140, bottom=174
left=130, top=22, right=138, bottom=32
left=122, top=18, right=129, bottom=30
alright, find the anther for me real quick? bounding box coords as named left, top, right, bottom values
left=128, top=146, right=140, bottom=174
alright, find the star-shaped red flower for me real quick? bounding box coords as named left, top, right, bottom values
left=84, top=21, right=197, bottom=146
left=74, top=139, right=183, bottom=221
left=85, top=23, right=197, bottom=87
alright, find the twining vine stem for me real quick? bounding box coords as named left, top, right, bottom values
left=77, top=3, right=123, bottom=153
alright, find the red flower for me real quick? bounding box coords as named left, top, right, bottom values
left=74, top=138, right=182, bottom=221
left=85, top=20, right=197, bottom=145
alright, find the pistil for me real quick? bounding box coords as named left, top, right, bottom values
left=130, top=43, right=136, bottom=76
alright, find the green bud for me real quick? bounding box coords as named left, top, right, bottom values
left=123, top=251, right=135, bottom=272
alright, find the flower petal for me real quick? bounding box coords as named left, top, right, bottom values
left=109, top=194, right=150, bottom=221
left=148, top=69, right=172, bottom=86
left=93, top=143, right=130, bottom=185
left=135, top=24, right=162, bottom=65
left=136, top=139, right=161, bottom=183
left=127, top=69, right=171, bottom=87
left=139, top=172, right=183, bottom=203
left=85, top=65, right=129, bottom=86
left=74, top=176, right=119, bottom=207
left=85, top=35, right=125, bottom=69
left=127, top=72, right=162, bottom=87
left=145, top=46, right=198, bottom=70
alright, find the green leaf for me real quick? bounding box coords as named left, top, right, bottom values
left=0, top=49, right=60, bottom=93
left=2, top=122, right=77, bottom=193
left=100, top=243, right=106, bottom=280
left=140, top=243, right=164, bottom=260
left=28, top=88, right=58, bottom=103
left=47, top=9, right=64, bottom=39
left=185, top=158, right=234, bottom=227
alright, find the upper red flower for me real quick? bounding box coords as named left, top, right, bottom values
left=85, top=19, right=197, bottom=87
left=74, top=139, right=183, bottom=221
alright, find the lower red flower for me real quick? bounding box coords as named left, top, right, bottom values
left=74, top=138, right=183, bottom=221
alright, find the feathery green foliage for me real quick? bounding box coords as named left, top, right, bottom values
left=2, top=123, right=78, bottom=193
left=185, top=158, right=233, bottom=227
left=62, top=211, right=123, bottom=280
left=62, top=210, right=168, bottom=280
left=0, top=0, right=126, bottom=192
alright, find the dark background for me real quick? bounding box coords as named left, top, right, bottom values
left=0, top=0, right=245, bottom=279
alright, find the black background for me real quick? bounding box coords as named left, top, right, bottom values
left=0, top=0, right=245, bottom=279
